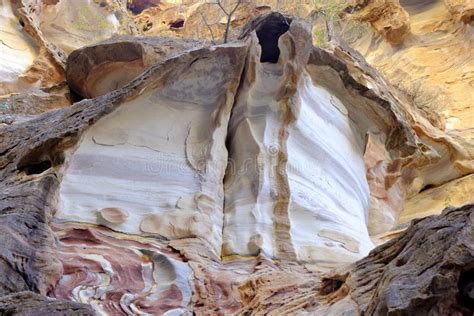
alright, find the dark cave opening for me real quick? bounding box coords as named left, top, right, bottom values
left=169, top=19, right=184, bottom=29
left=17, top=140, right=67, bottom=176
left=255, top=15, right=291, bottom=63
left=458, top=269, right=474, bottom=310
left=19, top=160, right=52, bottom=175
left=127, top=0, right=161, bottom=15
left=319, top=277, right=344, bottom=296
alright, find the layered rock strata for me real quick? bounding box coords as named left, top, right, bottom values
left=58, top=41, right=247, bottom=256
left=0, top=10, right=473, bottom=315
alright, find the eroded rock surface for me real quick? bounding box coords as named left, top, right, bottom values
left=0, top=8, right=473, bottom=316
left=223, top=14, right=373, bottom=266
left=350, top=0, right=474, bottom=140
left=58, top=41, right=247, bottom=256
left=0, top=291, right=94, bottom=315
left=66, top=36, right=206, bottom=99
left=322, top=204, right=474, bottom=315
left=348, top=0, right=474, bottom=232
left=237, top=204, right=474, bottom=315
left=348, top=0, right=411, bottom=45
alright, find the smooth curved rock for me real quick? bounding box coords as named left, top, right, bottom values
left=223, top=13, right=373, bottom=266
left=58, top=41, right=248, bottom=255
left=66, top=36, right=206, bottom=98
left=97, top=207, right=129, bottom=224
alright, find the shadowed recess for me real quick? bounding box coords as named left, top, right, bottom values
left=127, top=0, right=161, bottom=14
left=458, top=269, right=474, bottom=310
left=255, top=14, right=291, bottom=63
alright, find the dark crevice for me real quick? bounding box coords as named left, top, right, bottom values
left=17, top=139, right=68, bottom=176
left=419, top=183, right=436, bottom=193
left=395, top=257, right=407, bottom=267
left=255, top=14, right=291, bottom=63
left=458, top=269, right=474, bottom=310
left=69, top=89, right=84, bottom=103
left=169, top=19, right=184, bottom=29
left=20, top=160, right=52, bottom=175
left=127, top=0, right=161, bottom=15
left=319, top=274, right=348, bottom=296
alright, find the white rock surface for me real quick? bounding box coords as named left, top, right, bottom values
left=58, top=47, right=246, bottom=254
left=59, top=29, right=373, bottom=267
left=287, top=76, right=373, bottom=266
left=222, top=38, right=373, bottom=266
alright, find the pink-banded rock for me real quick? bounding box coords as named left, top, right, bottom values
left=51, top=223, right=194, bottom=315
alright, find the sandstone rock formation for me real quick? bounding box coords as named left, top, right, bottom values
left=445, top=0, right=474, bottom=24
left=0, top=0, right=137, bottom=101
left=0, top=3, right=473, bottom=315
left=348, top=0, right=411, bottom=45
left=238, top=204, right=474, bottom=315
left=0, top=0, right=64, bottom=96
left=347, top=0, right=474, bottom=228
left=66, top=36, right=206, bottom=98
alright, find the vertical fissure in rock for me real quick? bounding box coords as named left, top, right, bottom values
left=222, top=13, right=298, bottom=259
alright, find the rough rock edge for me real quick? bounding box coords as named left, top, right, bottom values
left=0, top=291, right=94, bottom=315
left=15, top=0, right=67, bottom=88
left=235, top=205, right=474, bottom=315
left=445, top=0, right=474, bottom=24
left=345, top=0, right=411, bottom=45
left=321, top=204, right=474, bottom=315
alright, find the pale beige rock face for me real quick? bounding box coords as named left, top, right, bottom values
left=0, top=0, right=39, bottom=95
left=0, top=0, right=139, bottom=100
left=353, top=1, right=474, bottom=230
left=445, top=0, right=474, bottom=24
left=350, top=0, right=411, bottom=45
left=57, top=43, right=246, bottom=255
left=351, top=0, right=474, bottom=140
left=40, top=0, right=131, bottom=54
left=400, top=173, right=474, bottom=224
